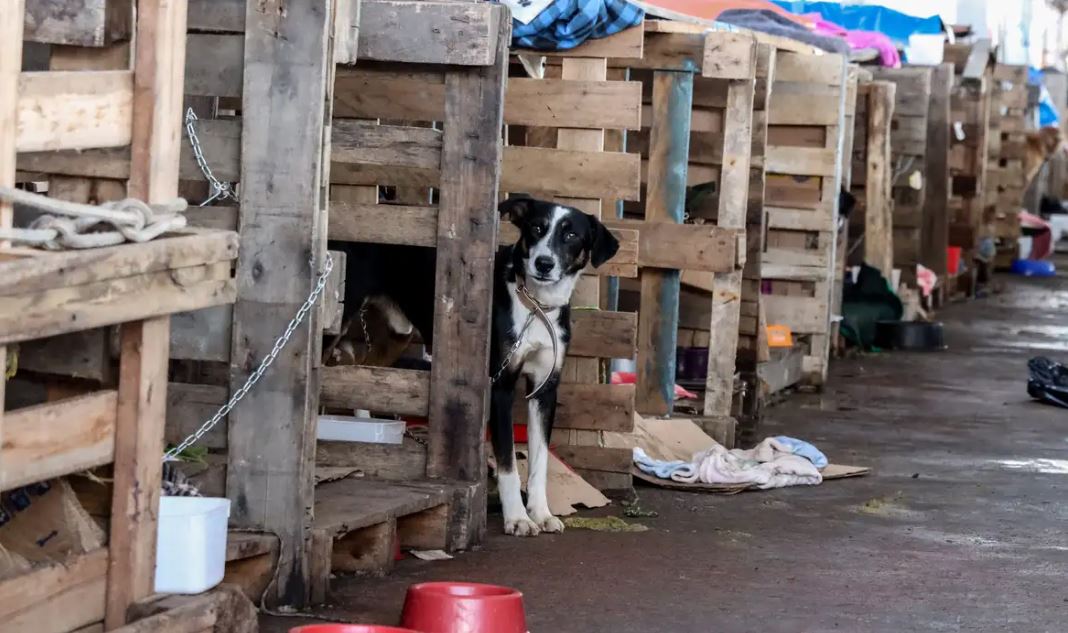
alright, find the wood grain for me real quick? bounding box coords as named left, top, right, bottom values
left=16, top=70, right=133, bottom=152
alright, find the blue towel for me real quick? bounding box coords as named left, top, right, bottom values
left=633, top=447, right=690, bottom=479
left=511, top=0, right=644, bottom=51
left=773, top=436, right=829, bottom=469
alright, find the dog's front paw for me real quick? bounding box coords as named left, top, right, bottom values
left=534, top=514, right=565, bottom=534
left=504, top=515, right=541, bottom=537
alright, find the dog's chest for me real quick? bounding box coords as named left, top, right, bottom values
left=506, top=284, right=566, bottom=376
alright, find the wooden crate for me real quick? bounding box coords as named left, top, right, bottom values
left=761, top=49, right=849, bottom=385
left=943, top=39, right=992, bottom=299
left=3, top=1, right=249, bottom=631
left=849, top=79, right=896, bottom=279
left=872, top=66, right=934, bottom=287
left=988, top=63, right=1030, bottom=269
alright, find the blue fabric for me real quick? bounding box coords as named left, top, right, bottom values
left=633, top=447, right=689, bottom=479
left=511, top=0, right=644, bottom=51
left=773, top=436, right=829, bottom=469
left=771, top=2, right=942, bottom=46
left=1032, top=68, right=1060, bottom=127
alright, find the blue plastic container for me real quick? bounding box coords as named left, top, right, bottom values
left=1011, top=259, right=1057, bottom=277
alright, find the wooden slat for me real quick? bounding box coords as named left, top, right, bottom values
left=0, top=391, right=117, bottom=491
left=426, top=16, right=508, bottom=483
left=767, top=92, right=842, bottom=126
left=106, top=318, right=171, bottom=628
left=538, top=22, right=644, bottom=59
left=766, top=146, right=838, bottom=177
left=188, top=0, right=246, bottom=33
left=24, top=0, right=130, bottom=47
left=321, top=366, right=430, bottom=417
left=16, top=70, right=133, bottom=152
left=335, top=65, right=445, bottom=121
left=226, top=0, right=334, bottom=607
left=185, top=34, right=243, bottom=98
left=774, top=51, right=845, bottom=85
left=0, top=548, right=108, bottom=633
left=329, top=202, right=437, bottom=247
left=569, top=310, right=637, bottom=359
left=515, top=383, right=636, bottom=432
left=0, top=232, right=237, bottom=296
left=358, top=0, right=500, bottom=66
left=505, top=78, right=642, bottom=130
left=700, top=32, right=756, bottom=80
left=0, top=263, right=235, bottom=345
left=503, top=145, right=641, bottom=202
left=554, top=445, right=632, bottom=473
left=923, top=64, right=953, bottom=279
left=762, top=295, right=829, bottom=334
left=331, top=121, right=442, bottom=186
left=604, top=219, right=738, bottom=272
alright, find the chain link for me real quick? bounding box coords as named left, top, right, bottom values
left=184, top=108, right=239, bottom=207
left=164, top=253, right=335, bottom=461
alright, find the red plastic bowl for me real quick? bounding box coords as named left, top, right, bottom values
left=290, top=626, right=422, bottom=633
left=400, top=582, right=526, bottom=633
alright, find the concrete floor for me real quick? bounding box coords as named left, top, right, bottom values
left=267, top=265, right=1068, bottom=632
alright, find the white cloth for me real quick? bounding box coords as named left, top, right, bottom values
left=634, top=438, right=823, bottom=490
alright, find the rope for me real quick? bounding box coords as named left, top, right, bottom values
left=0, top=186, right=188, bottom=250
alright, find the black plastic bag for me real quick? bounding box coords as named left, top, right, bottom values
left=1027, top=357, right=1068, bottom=409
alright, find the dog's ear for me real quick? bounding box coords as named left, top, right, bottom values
left=586, top=214, right=620, bottom=268
left=499, top=195, right=533, bottom=226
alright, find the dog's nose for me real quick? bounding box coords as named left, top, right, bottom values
left=534, top=256, right=554, bottom=274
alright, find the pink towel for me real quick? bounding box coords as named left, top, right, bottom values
left=809, top=15, right=901, bottom=68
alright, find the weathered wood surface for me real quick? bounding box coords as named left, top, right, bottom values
left=16, top=70, right=133, bottom=152
left=0, top=548, right=108, bottom=633
left=24, top=0, right=131, bottom=47
left=635, top=70, right=692, bottom=416
left=426, top=11, right=508, bottom=489
left=226, top=0, right=334, bottom=608
left=923, top=64, right=953, bottom=280
left=358, top=0, right=501, bottom=66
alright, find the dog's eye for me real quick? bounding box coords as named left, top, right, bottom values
left=564, top=231, right=577, bottom=241
left=532, top=225, right=546, bottom=237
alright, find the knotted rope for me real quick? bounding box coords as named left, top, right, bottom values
left=0, top=185, right=188, bottom=250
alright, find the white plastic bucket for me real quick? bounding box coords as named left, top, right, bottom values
left=318, top=414, right=405, bottom=444
left=155, top=496, right=231, bottom=594
left=906, top=34, right=945, bottom=65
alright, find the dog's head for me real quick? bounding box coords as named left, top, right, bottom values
left=499, top=196, right=620, bottom=286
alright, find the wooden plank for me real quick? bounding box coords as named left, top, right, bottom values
left=775, top=51, right=845, bottom=85
left=358, top=0, right=500, bottom=66
left=184, top=34, right=243, bottom=98
left=864, top=81, right=896, bottom=279
left=765, top=146, right=837, bottom=177
left=188, top=0, right=246, bottom=33
left=331, top=121, right=442, bottom=185
left=505, top=78, right=642, bottom=130
left=0, top=549, right=108, bottom=633
left=635, top=70, right=691, bottom=417
left=502, top=146, right=642, bottom=201
left=0, top=391, right=117, bottom=491
left=17, top=146, right=131, bottom=179
left=767, top=92, right=842, bottom=126
left=701, top=32, right=756, bottom=80
left=515, top=383, right=636, bottom=432
left=0, top=0, right=22, bottom=458
left=923, top=64, right=953, bottom=279
left=320, top=366, right=430, bottom=417
left=16, top=70, right=133, bottom=152
left=329, top=202, right=434, bottom=246
left=24, top=0, right=130, bottom=47
left=554, top=445, right=632, bottom=473
left=569, top=310, right=637, bottom=359
left=705, top=75, right=755, bottom=417
left=962, top=39, right=991, bottom=81
left=334, top=65, right=445, bottom=121
left=604, top=219, right=738, bottom=272
left=335, top=0, right=361, bottom=64
left=106, top=318, right=171, bottom=628
left=763, top=295, right=829, bottom=334
left=427, top=14, right=507, bottom=488
left=227, top=0, right=334, bottom=608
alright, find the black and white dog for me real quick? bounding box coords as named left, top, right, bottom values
left=330, top=196, right=619, bottom=536
left=490, top=196, right=618, bottom=536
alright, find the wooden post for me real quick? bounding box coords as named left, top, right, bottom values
left=635, top=70, right=692, bottom=416
left=0, top=0, right=23, bottom=476
left=704, top=75, right=755, bottom=417
left=425, top=10, right=507, bottom=505
left=228, top=0, right=335, bottom=607
left=106, top=318, right=171, bottom=628
left=106, top=0, right=187, bottom=626
left=923, top=64, right=953, bottom=281
left=866, top=81, right=896, bottom=279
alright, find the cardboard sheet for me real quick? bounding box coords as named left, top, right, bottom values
left=516, top=446, right=611, bottom=516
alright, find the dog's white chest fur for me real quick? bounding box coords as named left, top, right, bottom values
left=506, top=282, right=567, bottom=383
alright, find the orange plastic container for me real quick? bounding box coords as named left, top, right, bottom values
left=766, top=324, right=794, bottom=348
left=401, top=582, right=526, bottom=633
left=947, top=246, right=962, bottom=275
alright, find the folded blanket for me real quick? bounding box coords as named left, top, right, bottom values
left=508, top=0, right=644, bottom=51
left=634, top=437, right=824, bottom=490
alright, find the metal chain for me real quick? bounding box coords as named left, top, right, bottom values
left=164, top=253, right=335, bottom=461
left=184, top=108, right=239, bottom=207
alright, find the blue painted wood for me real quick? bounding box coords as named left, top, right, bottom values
left=635, top=69, right=693, bottom=416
